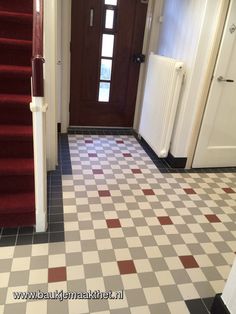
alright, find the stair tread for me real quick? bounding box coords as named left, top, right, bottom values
left=0, top=192, right=35, bottom=213
left=0, top=10, right=33, bottom=22
left=0, top=94, right=31, bottom=104
left=0, top=37, right=32, bottom=47
left=0, top=125, right=33, bottom=138
left=0, top=158, right=34, bottom=175
left=0, top=64, right=31, bottom=76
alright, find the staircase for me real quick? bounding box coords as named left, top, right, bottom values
left=0, top=0, right=35, bottom=227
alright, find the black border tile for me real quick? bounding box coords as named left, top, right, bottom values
left=0, top=236, right=17, bottom=246
left=16, top=234, right=33, bottom=246
left=211, top=294, right=230, bottom=314
left=49, top=232, right=65, bottom=243
left=33, top=232, right=49, bottom=244
left=2, top=227, right=18, bottom=236
left=185, top=299, right=209, bottom=314
left=48, top=222, right=64, bottom=233
left=0, top=134, right=69, bottom=247
left=202, top=297, right=214, bottom=312
left=18, top=226, right=34, bottom=235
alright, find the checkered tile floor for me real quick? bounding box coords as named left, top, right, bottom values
left=1, top=134, right=236, bottom=314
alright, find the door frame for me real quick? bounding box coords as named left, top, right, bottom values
left=61, top=0, right=71, bottom=133
left=186, top=0, right=230, bottom=169
left=60, top=0, right=163, bottom=132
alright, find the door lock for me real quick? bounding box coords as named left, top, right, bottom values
left=217, top=76, right=234, bottom=83
left=133, top=53, right=145, bottom=64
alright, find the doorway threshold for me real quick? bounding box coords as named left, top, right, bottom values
left=68, top=126, right=134, bottom=136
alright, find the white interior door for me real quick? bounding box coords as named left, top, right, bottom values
left=193, top=0, right=236, bottom=168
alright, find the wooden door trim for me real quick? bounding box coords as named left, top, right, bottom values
left=61, top=0, right=161, bottom=132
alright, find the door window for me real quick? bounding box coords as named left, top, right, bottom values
left=98, top=1, right=117, bottom=102
left=105, top=0, right=117, bottom=5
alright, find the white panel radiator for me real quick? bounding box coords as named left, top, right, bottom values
left=139, top=53, right=184, bottom=158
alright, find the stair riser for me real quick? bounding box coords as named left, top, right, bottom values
left=0, top=140, right=33, bottom=158
left=0, top=77, right=31, bottom=95
left=0, top=0, right=35, bottom=228
left=0, top=108, right=32, bottom=125
left=0, top=175, right=34, bottom=193
left=0, top=212, right=35, bottom=227
left=0, top=20, right=32, bottom=41
left=1, top=48, right=32, bottom=66
left=0, top=0, right=33, bottom=14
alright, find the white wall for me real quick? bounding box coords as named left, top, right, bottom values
left=222, top=257, right=236, bottom=313
left=156, top=0, right=225, bottom=158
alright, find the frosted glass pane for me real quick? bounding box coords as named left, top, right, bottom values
left=102, top=34, right=114, bottom=57
left=100, top=59, right=112, bottom=80
left=105, top=0, right=117, bottom=5
left=99, top=82, right=110, bottom=102
left=105, top=9, right=114, bottom=29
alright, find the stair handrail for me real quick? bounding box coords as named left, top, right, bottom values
left=31, top=0, right=47, bottom=232
left=32, top=0, right=44, bottom=97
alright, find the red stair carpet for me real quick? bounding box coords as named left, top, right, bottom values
left=0, top=0, right=35, bottom=227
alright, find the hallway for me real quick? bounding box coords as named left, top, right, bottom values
left=0, top=133, right=236, bottom=313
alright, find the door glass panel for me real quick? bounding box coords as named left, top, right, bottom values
left=105, top=9, right=114, bottom=29
left=101, top=34, right=114, bottom=57
left=99, top=82, right=110, bottom=102
left=100, top=59, right=112, bottom=81
left=105, top=0, right=117, bottom=5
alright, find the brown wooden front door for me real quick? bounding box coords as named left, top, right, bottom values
left=70, top=0, right=148, bottom=127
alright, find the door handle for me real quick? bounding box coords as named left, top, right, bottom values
left=90, top=8, right=94, bottom=27
left=217, top=76, right=234, bottom=83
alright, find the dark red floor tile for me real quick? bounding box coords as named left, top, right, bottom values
left=158, top=216, right=173, bottom=225
left=205, top=214, right=221, bottom=223
left=179, top=255, right=199, bottom=269
left=48, top=267, right=67, bottom=283
left=117, top=260, right=136, bottom=275
left=93, top=169, right=104, bottom=175
left=123, top=153, right=132, bottom=157
left=106, top=219, right=121, bottom=228
left=88, top=153, right=97, bottom=157
left=143, top=189, right=155, bottom=196
left=85, top=140, right=93, bottom=143
left=223, top=188, right=235, bottom=193
left=98, top=190, right=111, bottom=197
left=131, top=169, right=142, bottom=174
left=184, top=188, right=196, bottom=194
left=116, top=140, right=124, bottom=144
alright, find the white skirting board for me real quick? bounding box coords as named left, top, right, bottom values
left=139, top=53, right=184, bottom=158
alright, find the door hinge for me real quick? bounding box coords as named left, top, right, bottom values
left=141, top=0, right=148, bottom=4
left=229, top=24, right=236, bottom=34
